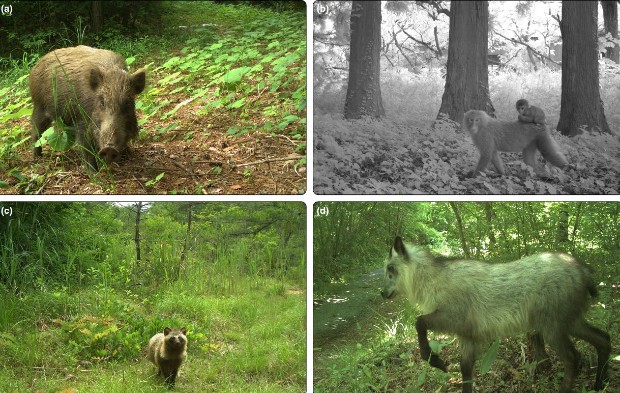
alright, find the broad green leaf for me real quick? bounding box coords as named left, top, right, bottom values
left=479, top=340, right=500, bottom=374
left=227, top=97, right=245, bottom=109
left=223, top=67, right=252, bottom=84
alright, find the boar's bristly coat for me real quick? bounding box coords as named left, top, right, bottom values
left=29, top=45, right=146, bottom=171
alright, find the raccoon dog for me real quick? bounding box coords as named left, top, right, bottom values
left=381, top=236, right=610, bottom=393
left=147, top=327, right=187, bottom=387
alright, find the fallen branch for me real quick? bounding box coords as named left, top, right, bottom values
left=235, top=155, right=304, bottom=168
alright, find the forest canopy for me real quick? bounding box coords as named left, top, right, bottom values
left=314, top=202, right=620, bottom=284
left=0, top=201, right=306, bottom=292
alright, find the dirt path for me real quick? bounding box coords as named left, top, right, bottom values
left=314, top=268, right=408, bottom=350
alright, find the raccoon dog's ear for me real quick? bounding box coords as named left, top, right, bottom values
left=393, top=236, right=409, bottom=261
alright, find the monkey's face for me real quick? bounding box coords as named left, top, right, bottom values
left=464, top=114, right=482, bottom=135
left=517, top=105, right=527, bottom=115
left=463, top=110, right=490, bottom=137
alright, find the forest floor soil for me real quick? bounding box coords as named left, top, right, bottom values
left=1, top=118, right=305, bottom=194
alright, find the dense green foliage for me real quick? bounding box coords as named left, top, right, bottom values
left=1, top=202, right=305, bottom=291
left=0, top=202, right=306, bottom=391
left=1, top=1, right=303, bottom=64
left=314, top=201, right=620, bottom=284
left=314, top=202, right=619, bottom=392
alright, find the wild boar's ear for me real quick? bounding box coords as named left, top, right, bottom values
left=131, top=69, right=146, bottom=95
left=89, top=68, right=103, bottom=90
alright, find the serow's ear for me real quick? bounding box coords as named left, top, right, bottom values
left=393, top=236, right=409, bottom=260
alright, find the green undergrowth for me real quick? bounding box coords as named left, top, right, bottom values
left=0, top=272, right=306, bottom=392
left=314, top=305, right=615, bottom=393
left=139, top=2, right=306, bottom=140
left=0, top=1, right=306, bottom=186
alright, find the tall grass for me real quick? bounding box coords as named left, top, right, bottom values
left=0, top=250, right=305, bottom=391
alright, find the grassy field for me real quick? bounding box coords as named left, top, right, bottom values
left=0, top=202, right=306, bottom=392
left=0, top=273, right=305, bottom=392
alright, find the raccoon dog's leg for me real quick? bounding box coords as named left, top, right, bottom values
left=415, top=312, right=448, bottom=372
left=571, top=319, right=611, bottom=390
left=165, top=370, right=177, bottom=388
left=545, top=331, right=580, bottom=393
left=160, top=362, right=177, bottom=388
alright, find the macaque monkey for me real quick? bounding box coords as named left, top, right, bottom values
left=463, top=110, right=567, bottom=177
left=516, top=99, right=547, bottom=125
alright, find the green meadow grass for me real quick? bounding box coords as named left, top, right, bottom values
left=0, top=272, right=306, bottom=392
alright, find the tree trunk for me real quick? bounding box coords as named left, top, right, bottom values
left=180, top=203, right=193, bottom=265
left=570, top=202, right=583, bottom=253
left=557, top=1, right=611, bottom=136
left=556, top=204, right=569, bottom=246
left=602, top=0, right=619, bottom=63
left=483, top=202, right=496, bottom=247
left=437, top=1, right=493, bottom=123
left=449, top=202, right=470, bottom=258
left=344, top=1, right=385, bottom=119
left=91, top=1, right=103, bottom=34
left=134, top=202, right=142, bottom=264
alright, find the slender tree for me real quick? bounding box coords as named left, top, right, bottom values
left=134, top=202, right=144, bottom=264
left=180, top=203, right=193, bottom=268
left=437, top=1, right=493, bottom=123
left=449, top=202, right=470, bottom=258
left=91, top=1, right=103, bottom=33
left=344, top=1, right=385, bottom=119
left=601, top=0, right=619, bottom=63
left=557, top=1, right=611, bottom=136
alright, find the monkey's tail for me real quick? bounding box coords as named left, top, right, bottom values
left=536, top=131, right=568, bottom=169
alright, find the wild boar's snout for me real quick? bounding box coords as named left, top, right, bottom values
left=99, top=145, right=121, bottom=163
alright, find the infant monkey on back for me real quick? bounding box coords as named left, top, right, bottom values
left=516, top=98, right=547, bottom=126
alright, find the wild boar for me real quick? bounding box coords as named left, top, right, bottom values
left=29, top=45, right=146, bottom=170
